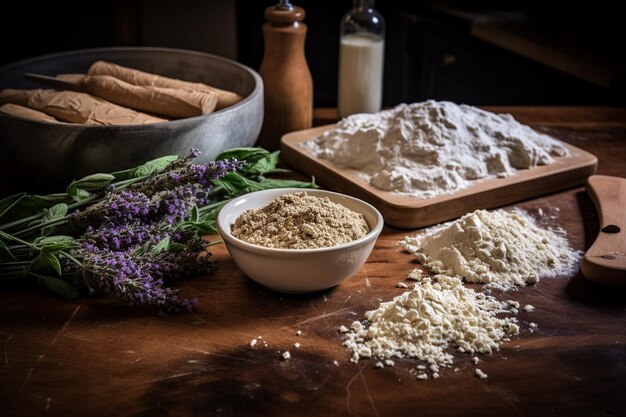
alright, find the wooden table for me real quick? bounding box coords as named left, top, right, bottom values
left=1, top=107, right=625, bottom=417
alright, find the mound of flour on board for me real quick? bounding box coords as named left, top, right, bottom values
left=302, top=101, right=569, bottom=198
left=401, top=209, right=581, bottom=291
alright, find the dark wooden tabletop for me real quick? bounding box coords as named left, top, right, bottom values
left=1, top=107, right=625, bottom=417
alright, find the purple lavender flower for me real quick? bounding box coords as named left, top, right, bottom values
left=80, top=221, right=167, bottom=252
left=74, top=242, right=202, bottom=313
left=157, top=185, right=200, bottom=224
left=73, top=189, right=156, bottom=227
left=133, top=150, right=241, bottom=194
left=63, top=150, right=240, bottom=313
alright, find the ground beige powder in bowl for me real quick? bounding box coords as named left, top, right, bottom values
left=231, top=192, right=370, bottom=249
left=216, top=188, right=384, bottom=292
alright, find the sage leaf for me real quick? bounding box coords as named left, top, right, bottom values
left=212, top=172, right=250, bottom=195
left=168, top=243, right=187, bottom=252
left=3, top=194, right=72, bottom=219
left=151, top=236, right=170, bottom=254
left=112, top=155, right=178, bottom=180
left=190, top=205, right=199, bottom=223
left=246, top=151, right=280, bottom=175
left=30, top=254, right=51, bottom=272
left=34, top=235, right=75, bottom=251
left=0, top=193, right=26, bottom=220
left=66, top=183, right=93, bottom=199
left=42, top=203, right=68, bottom=223
left=67, top=173, right=115, bottom=193
left=185, top=221, right=216, bottom=234
left=38, top=276, right=79, bottom=299
left=215, top=148, right=270, bottom=167
left=255, top=177, right=318, bottom=190
left=214, top=173, right=317, bottom=197
left=41, top=251, right=62, bottom=276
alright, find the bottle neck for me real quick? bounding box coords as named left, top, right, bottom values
left=353, top=0, right=374, bottom=12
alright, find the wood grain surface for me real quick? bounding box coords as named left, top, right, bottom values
left=1, top=107, right=625, bottom=417
left=281, top=124, right=598, bottom=228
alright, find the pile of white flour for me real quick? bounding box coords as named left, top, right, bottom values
left=343, top=274, right=519, bottom=368
left=303, top=101, right=569, bottom=198
left=342, top=209, right=580, bottom=377
left=401, top=209, right=581, bottom=290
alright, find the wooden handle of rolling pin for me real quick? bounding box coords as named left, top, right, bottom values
left=24, top=73, right=85, bottom=92
left=581, top=175, right=626, bottom=287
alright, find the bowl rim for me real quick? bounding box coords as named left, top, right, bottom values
left=217, top=188, right=384, bottom=255
left=0, top=46, right=263, bottom=129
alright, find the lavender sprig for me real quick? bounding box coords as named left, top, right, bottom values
left=0, top=147, right=316, bottom=313
left=73, top=227, right=212, bottom=313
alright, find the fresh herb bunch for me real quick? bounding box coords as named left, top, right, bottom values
left=0, top=148, right=315, bottom=313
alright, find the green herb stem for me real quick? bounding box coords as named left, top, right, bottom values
left=0, top=261, right=30, bottom=267
left=13, top=218, right=70, bottom=238
left=58, top=250, right=83, bottom=268
left=0, top=176, right=148, bottom=233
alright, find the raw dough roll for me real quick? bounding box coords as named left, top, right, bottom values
left=88, top=60, right=243, bottom=110
left=0, top=103, right=58, bottom=123
left=0, top=89, right=167, bottom=125
left=57, top=74, right=218, bottom=118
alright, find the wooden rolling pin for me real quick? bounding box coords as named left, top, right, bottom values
left=55, top=74, right=218, bottom=118
left=88, top=61, right=243, bottom=110
left=581, top=175, right=626, bottom=287
left=0, top=89, right=166, bottom=125
left=0, top=103, right=58, bottom=123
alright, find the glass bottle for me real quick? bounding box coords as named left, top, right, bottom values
left=338, top=0, right=385, bottom=118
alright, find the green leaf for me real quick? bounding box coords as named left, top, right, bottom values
left=1, top=194, right=72, bottom=220
left=112, top=155, right=178, bottom=181
left=66, top=183, right=93, bottom=199
left=68, top=173, right=115, bottom=192
left=0, top=193, right=26, bottom=220
left=246, top=151, right=280, bottom=175
left=39, top=203, right=70, bottom=236
left=256, top=177, right=318, bottom=190
left=40, top=251, right=62, bottom=276
left=34, top=235, right=75, bottom=251
left=185, top=221, right=216, bottom=234
left=213, top=172, right=317, bottom=198
left=215, top=148, right=270, bottom=166
left=212, top=172, right=253, bottom=195
left=42, top=203, right=68, bottom=223
left=190, top=205, right=199, bottom=223
left=30, top=254, right=50, bottom=272
left=38, top=276, right=79, bottom=299
left=151, top=236, right=170, bottom=255
left=168, top=243, right=187, bottom=252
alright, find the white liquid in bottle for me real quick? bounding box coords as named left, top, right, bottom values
left=338, top=32, right=384, bottom=118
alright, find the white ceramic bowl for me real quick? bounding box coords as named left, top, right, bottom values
left=217, top=188, right=384, bottom=293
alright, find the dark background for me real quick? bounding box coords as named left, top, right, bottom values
left=1, top=0, right=624, bottom=107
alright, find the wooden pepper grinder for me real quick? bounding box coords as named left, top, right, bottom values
left=257, top=0, right=313, bottom=150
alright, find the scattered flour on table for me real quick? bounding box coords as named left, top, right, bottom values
left=343, top=274, right=520, bottom=368
left=401, top=209, right=581, bottom=290
left=302, top=101, right=568, bottom=198
left=341, top=209, right=579, bottom=378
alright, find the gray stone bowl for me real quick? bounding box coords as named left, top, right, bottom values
left=0, top=47, right=263, bottom=192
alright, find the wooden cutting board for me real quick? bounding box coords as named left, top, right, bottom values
left=281, top=124, right=598, bottom=229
